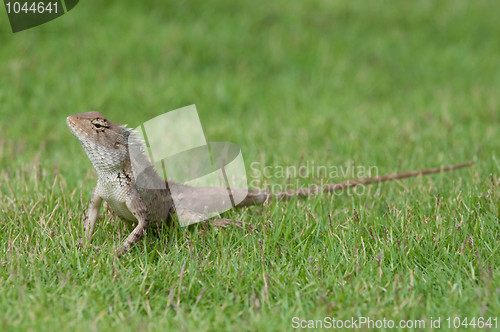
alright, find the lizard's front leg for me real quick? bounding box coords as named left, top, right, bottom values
left=82, top=188, right=103, bottom=245
left=115, top=190, right=150, bottom=257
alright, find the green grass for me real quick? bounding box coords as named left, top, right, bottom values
left=1, top=0, right=499, bottom=330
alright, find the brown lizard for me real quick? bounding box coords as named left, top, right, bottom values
left=67, top=111, right=474, bottom=257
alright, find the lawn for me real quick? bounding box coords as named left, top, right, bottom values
left=1, top=0, right=499, bottom=330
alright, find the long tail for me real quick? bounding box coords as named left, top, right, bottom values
left=236, top=161, right=474, bottom=207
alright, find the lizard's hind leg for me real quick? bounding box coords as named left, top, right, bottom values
left=176, top=208, right=246, bottom=230
left=210, top=218, right=245, bottom=229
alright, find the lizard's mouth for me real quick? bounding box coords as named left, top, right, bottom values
left=66, top=116, right=78, bottom=137
left=66, top=116, right=87, bottom=143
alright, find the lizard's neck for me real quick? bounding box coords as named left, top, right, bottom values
left=79, top=139, right=132, bottom=178
left=94, top=159, right=134, bottom=180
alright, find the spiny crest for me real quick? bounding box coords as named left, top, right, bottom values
left=120, top=124, right=147, bottom=153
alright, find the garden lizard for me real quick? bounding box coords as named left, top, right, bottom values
left=67, top=111, right=473, bottom=257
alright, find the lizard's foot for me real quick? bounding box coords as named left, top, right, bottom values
left=115, top=246, right=127, bottom=257
left=115, top=243, right=131, bottom=257
left=78, top=236, right=94, bottom=249
left=211, top=218, right=245, bottom=229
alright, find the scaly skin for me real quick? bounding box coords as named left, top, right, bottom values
left=67, top=111, right=473, bottom=257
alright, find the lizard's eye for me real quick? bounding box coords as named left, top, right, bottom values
left=91, top=119, right=110, bottom=130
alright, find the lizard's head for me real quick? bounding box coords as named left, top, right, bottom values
left=67, top=111, right=131, bottom=172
